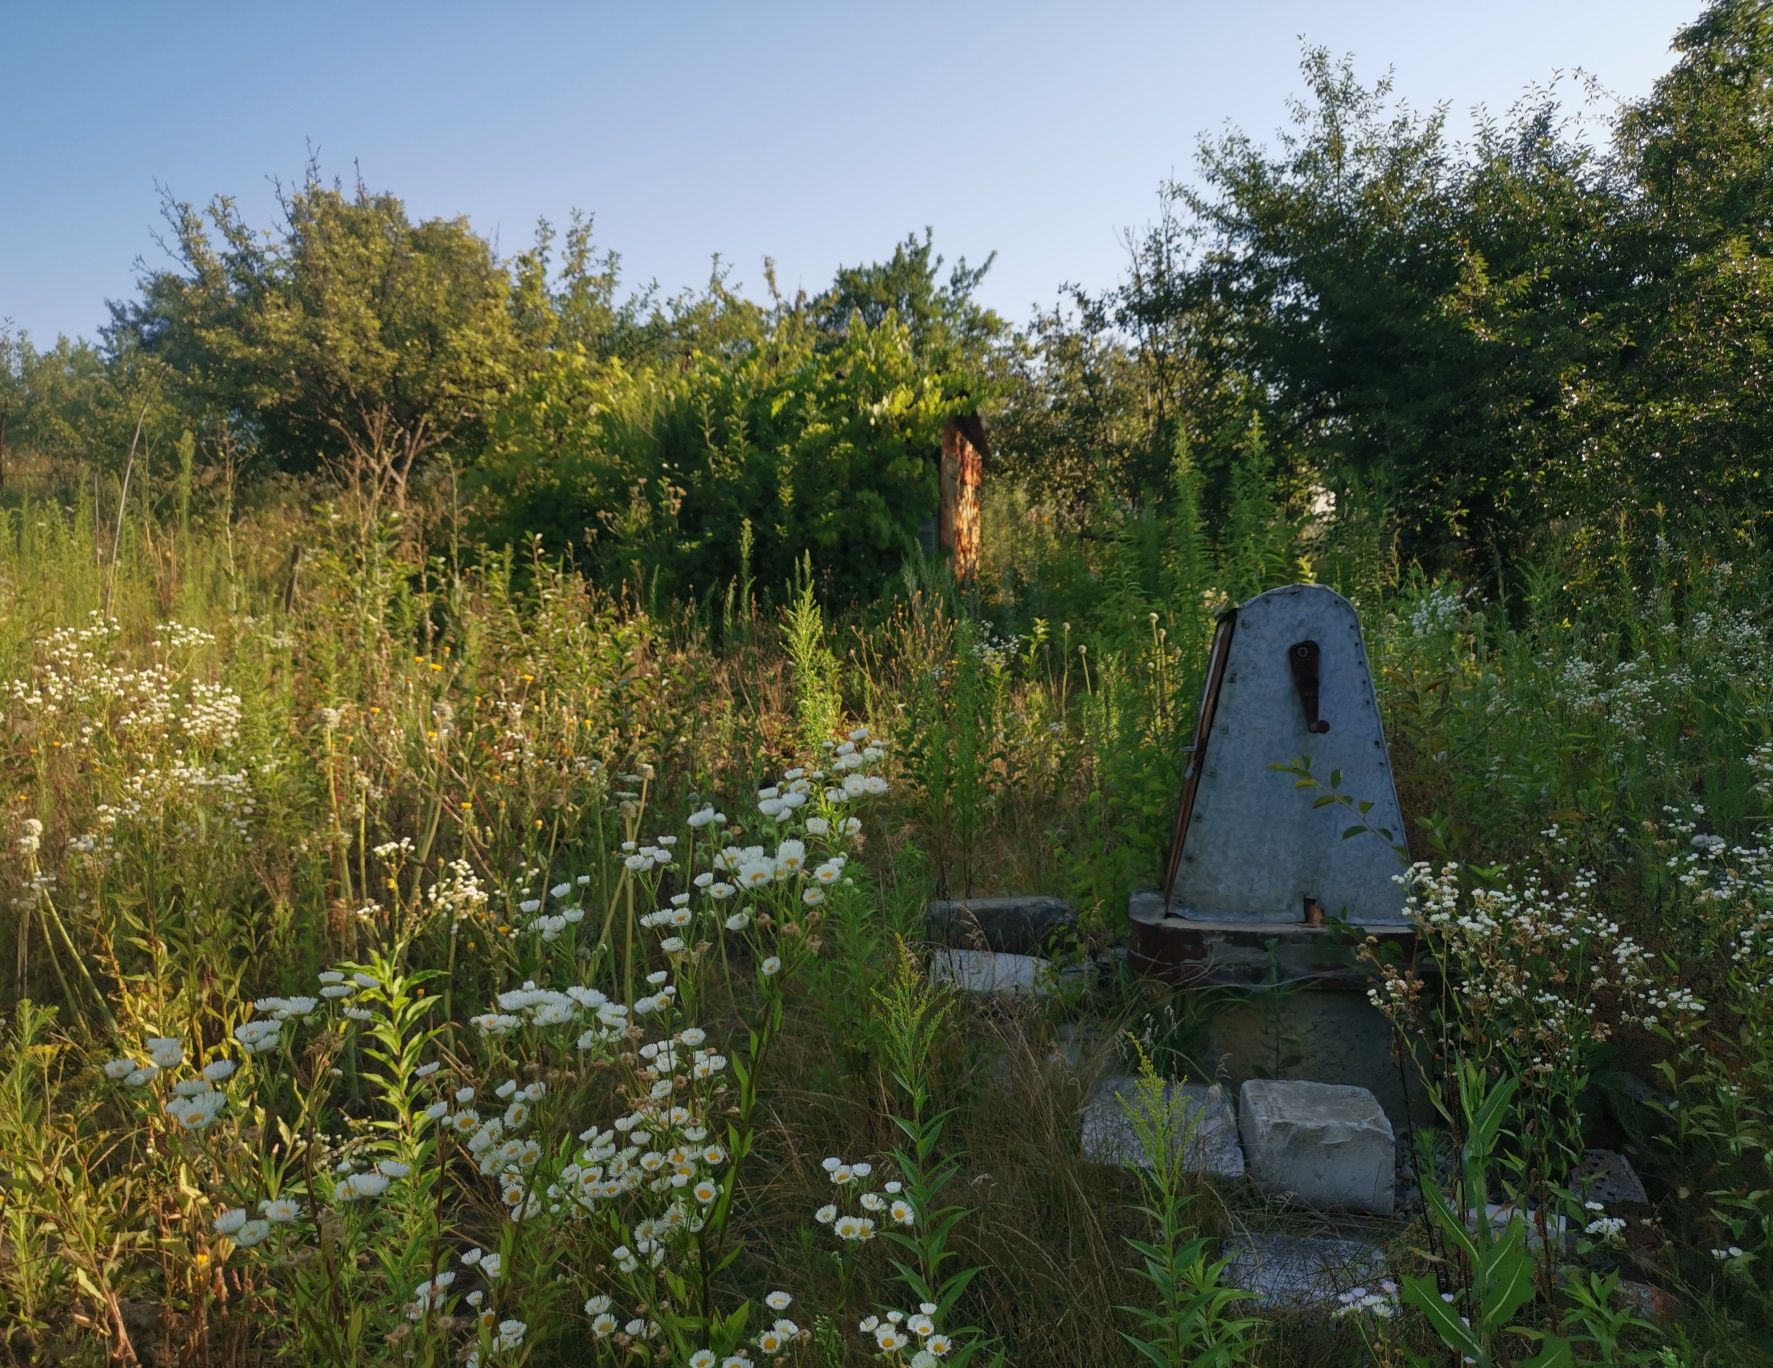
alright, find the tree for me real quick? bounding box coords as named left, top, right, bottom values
left=471, top=309, right=974, bottom=602
left=810, top=229, right=1006, bottom=382
left=1612, top=0, right=1773, bottom=526
left=109, top=168, right=525, bottom=507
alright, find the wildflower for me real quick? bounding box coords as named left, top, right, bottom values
left=260, top=1197, right=300, bottom=1223
left=102, top=1057, right=136, bottom=1080
left=691, top=1354, right=717, bottom=1368
left=814, top=1203, right=837, bottom=1224
left=761, top=956, right=781, bottom=976
left=233, top=1219, right=271, bottom=1248
left=145, top=1036, right=183, bottom=1069
left=201, top=1058, right=236, bottom=1083
left=335, top=1171, right=392, bottom=1201
left=214, top=1207, right=248, bottom=1235
left=766, top=1291, right=792, bottom=1310
left=412, top=1270, right=456, bottom=1312
left=168, top=1090, right=226, bottom=1130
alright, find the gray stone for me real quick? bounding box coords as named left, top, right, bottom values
left=1578, top=1148, right=1648, bottom=1212
left=928, top=947, right=1054, bottom=996
left=1224, top=1231, right=1386, bottom=1310
left=925, top=895, right=1077, bottom=956
left=1239, top=1080, right=1395, bottom=1215
left=1081, top=1075, right=1245, bottom=1179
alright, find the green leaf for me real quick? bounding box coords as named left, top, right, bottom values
left=1518, top=1335, right=1576, bottom=1367
left=1475, top=1228, right=1537, bottom=1332
left=1402, top=1276, right=1482, bottom=1359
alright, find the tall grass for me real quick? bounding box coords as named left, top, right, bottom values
left=0, top=479, right=1769, bottom=1365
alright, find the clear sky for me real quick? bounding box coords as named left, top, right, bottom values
left=1, top=1, right=1701, bottom=346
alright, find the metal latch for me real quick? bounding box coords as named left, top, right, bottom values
left=1288, top=640, right=1331, bottom=734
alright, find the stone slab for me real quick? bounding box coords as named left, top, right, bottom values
left=1239, top=1080, right=1395, bottom=1215
left=928, top=948, right=1054, bottom=996
left=1081, top=1075, right=1245, bottom=1180
left=1224, top=1231, right=1386, bottom=1310
left=1578, top=1148, right=1649, bottom=1212
left=925, top=896, right=1077, bottom=955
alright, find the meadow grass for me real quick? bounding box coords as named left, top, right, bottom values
left=0, top=481, right=1770, bottom=1366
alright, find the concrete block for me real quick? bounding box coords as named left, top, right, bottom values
left=1081, top=1075, right=1244, bottom=1180
left=1224, top=1231, right=1386, bottom=1310
left=1239, top=1080, right=1394, bottom=1215
left=928, top=948, right=1053, bottom=996
left=925, top=895, right=1076, bottom=955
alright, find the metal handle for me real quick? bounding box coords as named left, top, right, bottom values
left=1288, top=640, right=1331, bottom=734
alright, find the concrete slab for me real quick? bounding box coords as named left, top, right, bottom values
left=1224, top=1231, right=1386, bottom=1310
left=1081, top=1075, right=1245, bottom=1180
left=1239, top=1080, right=1395, bottom=1215
left=928, top=947, right=1054, bottom=996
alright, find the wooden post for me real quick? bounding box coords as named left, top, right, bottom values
left=939, top=415, right=985, bottom=581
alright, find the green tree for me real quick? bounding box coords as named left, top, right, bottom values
left=810, top=227, right=1005, bottom=376
left=1613, top=0, right=1773, bottom=527
left=110, top=168, right=525, bottom=507
left=472, top=309, right=972, bottom=602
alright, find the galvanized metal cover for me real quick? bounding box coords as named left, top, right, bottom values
left=1168, top=584, right=1409, bottom=925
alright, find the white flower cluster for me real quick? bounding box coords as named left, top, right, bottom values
left=469, top=978, right=639, bottom=1045
left=1404, top=584, right=1467, bottom=638
left=100, top=1032, right=236, bottom=1130
left=428, top=858, right=490, bottom=924
left=857, top=1305, right=954, bottom=1362
left=812, top=1156, right=915, bottom=1241
left=1332, top=1279, right=1401, bottom=1320
left=1383, top=861, right=1705, bottom=1078
left=212, top=1197, right=300, bottom=1249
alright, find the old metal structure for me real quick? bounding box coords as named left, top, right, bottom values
left=1131, top=583, right=1413, bottom=986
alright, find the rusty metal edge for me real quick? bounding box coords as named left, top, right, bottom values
left=1160, top=607, right=1237, bottom=911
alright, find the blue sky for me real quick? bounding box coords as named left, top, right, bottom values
left=1, top=1, right=1700, bottom=345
